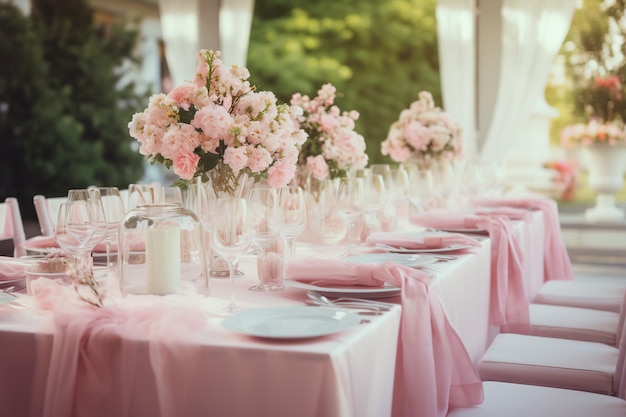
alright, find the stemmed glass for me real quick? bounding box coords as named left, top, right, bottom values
left=277, top=186, right=307, bottom=261
left=211, top=197, right=252, bottom=314
left=246, top=186, right=284, bottom=291
left=54, top=201, right=105, bottom=306
left=91, top=187, right=126, bottom=269
left=336, top=177, right=364, bottom=252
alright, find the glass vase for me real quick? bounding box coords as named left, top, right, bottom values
left=206, top=162, right=247, bottom=277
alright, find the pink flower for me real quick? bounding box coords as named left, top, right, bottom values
left=173, top=151, right=200, bottom=180
left=267, top=159, right=296, bottom=188
left=306, top=155, right=330, bottom=180
left=223, top=146, right=248, bottom=173
left=403, top=121, right=431, bottom=150
left=247, top=146, right=272, bottom=173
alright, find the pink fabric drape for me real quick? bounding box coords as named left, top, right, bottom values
left=287, top=259, right=484, bottom=417
left=0, top=256, right=25, bottom=279
left=410, top=210, right=529, bottom=329
left=365, top=231, right=481, bottom=250
left=471, top=195, right=573, bottom=280
left=27, top=280, right=209, bottom=417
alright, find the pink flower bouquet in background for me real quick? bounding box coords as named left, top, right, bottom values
left=559, top=119, right=626, bottom=149
left=542, top=160, right=580, bottom=201
left=290, top=83, right=368, bottom=180
left=128, top=50, right=307, bottom=190
left=381, top=91, right=463, bottom=169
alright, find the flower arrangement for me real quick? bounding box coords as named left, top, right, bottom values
left=290, top=83, right=368, bottom=180
left=560, top=119, right=626, bottom=149
left=577, top=75, right=624, bottom=122
left=128, top=50, right=307, bottom=192
left=542, top=160, right=579, bottom=201
left=380, top=91, right=463, bottom=168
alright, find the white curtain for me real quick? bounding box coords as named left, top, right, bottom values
left=158, top=0, right=255, bottom=87
left=479, top=0, right=577, bottom=162
left=436, top=0, right=477, bottom=160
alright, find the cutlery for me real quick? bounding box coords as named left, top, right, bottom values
left=305, top=291, right=394, bottom=311
left=304, top=301, right=384, bottom=315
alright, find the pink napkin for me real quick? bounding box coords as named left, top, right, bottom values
left=365, top=231, right=481, bottom=250
left=473, top=206, right=531, bottom=221
left=0, top=256, right=25, bottom=280
left=410, top=210, right=529, bottom=329
left=24, top=235, right=59, bottom=250
left=287, top=260, right=484, bottom=417
left=471, top=195, right=573, bottom=281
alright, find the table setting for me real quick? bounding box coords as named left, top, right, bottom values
left=0, top=48, right=574, bottom=417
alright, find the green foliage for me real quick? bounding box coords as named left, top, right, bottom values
left=248, top=0, right=441, bottom=165
left=557, top=0, right=626, bottom=122
left=0, top=0, right=145, bottom=216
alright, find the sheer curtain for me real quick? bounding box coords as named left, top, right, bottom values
left=436, top=0, right=477, bottom=160
left=479, top=0, right=576, bottom=162
left=158, top=0, right=255, bottom=87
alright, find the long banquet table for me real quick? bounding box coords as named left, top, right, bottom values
left=0, top=210, right=544, bottom=417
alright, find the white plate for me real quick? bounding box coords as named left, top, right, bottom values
left=0, top=293, right=15, bottom=306
left=375, top=244, right=476, bottom=254
left=287, top=279, right=401, bottom=299
left=437, top=227, right=487, bottom=234
left=346, top=253, right=430, bottom=267
left=221, top=306, right=361, bottom=339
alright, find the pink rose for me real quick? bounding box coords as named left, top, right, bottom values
left=267, top=159, right=296, bottom=188
left=223, top=146, right=248, bottom=173
left=306, top=155, right=330, bottom=180
left=173, top=151, right=200, bottom=180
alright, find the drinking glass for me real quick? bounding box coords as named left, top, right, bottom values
left=211, top=198, right=252, bottom=314
left=127, top=183, right=160, bottom=210
left=277, top=186, right=307, bottom=261
left=336, top=177, right=364, bottom=251
left=92, top=187, right=126, bottom=268
left=66, top=189, right=108, bottom=250
left=246, top=186, right=284, bottom=291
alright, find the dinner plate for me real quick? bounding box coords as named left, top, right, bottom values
left=221, top=306, right=361, bottom=339
left=287, top=279, right=401, bottom=299
left=345, top=253, right=430, bottom=267
left=436, top=227, right=487, bottom=234
left=0, top=292, right=15, bottom=306
left=375, top=244, right=476, bottom=254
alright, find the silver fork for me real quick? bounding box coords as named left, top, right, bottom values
left=0, top=286, right=17, bottom=297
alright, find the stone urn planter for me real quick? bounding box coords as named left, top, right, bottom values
left=582, top=143, right=626, bottom=222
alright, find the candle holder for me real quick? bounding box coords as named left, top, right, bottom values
left=118, top=203, right=208, bottom=295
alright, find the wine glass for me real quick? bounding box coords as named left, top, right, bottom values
left=277, top=186, right=307, bottom=261
left=246, top=186, right=284, bottom=291
left=211, top=198, right=252, bottom=314
left=92, top=187, right=126, bottom=269
left=335, top=177, right=365, bottom=252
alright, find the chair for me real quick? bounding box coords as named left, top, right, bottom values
left=477, top=291, right=626, bottom=396
left=33, top=195, right=67, bottom=236
left=0, top=198, right=27, bottom=258
left=447, top=381, right=626, bottom=417
left=526, top=303, right=620, bottom=346
left=533, top=279, right=626, bottom=313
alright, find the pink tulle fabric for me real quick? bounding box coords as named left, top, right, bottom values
left=287, top=259, right=484, bottom=417
left=365, top=231, right=481, bottom=250
left=410, top=210, right=529, bottom=329
left=471, top=195, right=573, bottom=281
left=26, top=279, right=209, bottom=417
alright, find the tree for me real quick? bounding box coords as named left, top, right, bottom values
left=0, top=0, right=146, bottom=217
left=247, top=0, right=441, bottom=164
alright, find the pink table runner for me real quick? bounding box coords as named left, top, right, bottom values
left=471, top=195, right=573, bottom=281
left=410, top=210, right=530, bottom=330
left=288, top=260, right=484, bottom=417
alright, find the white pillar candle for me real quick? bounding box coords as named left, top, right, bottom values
left=145, top=227, right=181, bottom=294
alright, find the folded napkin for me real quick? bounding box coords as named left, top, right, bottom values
left=0, top=256, right=25, bottom=280
left=287, top=259, right=484, bottom=417
left=471, top=195, right=573, bottom=281
left=287, top=258, right=386, bottom=287
left=365, top=231, right=481, bottom=250
left=472, top=206, right=531, bottom=221
left=410, top=210, right=529, bottom=329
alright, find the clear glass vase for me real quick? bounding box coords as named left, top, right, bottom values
left=118, top=203, right=208, bottom=295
